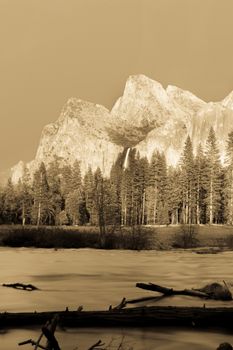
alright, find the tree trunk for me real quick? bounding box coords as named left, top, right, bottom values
left=142, top=190, right=145, bottom=225
left=37, top=201, right=41, bottom=227
left=209, top=178, right=213, bottom=225
left=22, top=201, right=25, bottom=226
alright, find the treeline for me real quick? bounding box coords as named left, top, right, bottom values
left=1, top=126, right=233, bottom=226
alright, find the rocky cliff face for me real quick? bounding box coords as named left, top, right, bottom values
left=12, top=97, right=123, bottom=183
left=11, top=74, right=233, bottom=183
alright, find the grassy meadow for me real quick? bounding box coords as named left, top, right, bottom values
left=0, top=224, right=233, bottom=250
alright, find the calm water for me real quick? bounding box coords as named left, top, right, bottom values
left=1, top=248, right=233, bottom=349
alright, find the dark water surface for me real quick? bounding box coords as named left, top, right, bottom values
left=1, top=248, right=233, bottom=349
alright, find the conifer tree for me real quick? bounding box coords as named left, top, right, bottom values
left=83, top=166, right=95, bottom=224
left=224, top=130, right=233, bottom=224
left=64, top=160, right=85, bottom=225
left=180, top=136, right=195, bottom=224
left=146, top=151, right=169, bottom=224
left=194, top=144, right=207, bottom=224
left=205, top=127, right=221, bottom=224
left=0, top=186, right=4, bottom=224
left=47, top=157, right=63, bottom=225
left=138, top=156, right=149, bottom=224
left=32, top=162, right=51, bottom=225
left=94, top=167, right=106, bottom=237
left=146, top=151, right=160, bottom=225
left=2, top=178, right=18, bottom=223
left=17, top=164, right=32, bottom=225
left=167, top=166, right=182, bottom=224
left=156, top=152, right=169, bottom=224
left=109, top=154, right=124, bottom=226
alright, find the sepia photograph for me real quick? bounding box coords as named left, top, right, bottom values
left=1, top=0, right=233, bottom=348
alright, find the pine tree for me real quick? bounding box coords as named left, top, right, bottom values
left=205, top=127, right=222, bottom=224
left=156, top=153, right=169, bottom=224
left=47, top=157, right=63, bottom=225
left=2, top=178, right=18, bottom=223
left=180, top=136, right=195, bottom=224
left=224, top=131, right=233, bottom=224
left=146, top=151, right=169, bottom=224
left=167, top=166, right=182, bottom=224
left=67, top=160, right=88, bottom=225
left=194, top=144, right=207, bottom=224
left=138, top=156, right=149, bottom=224
left=60, top=163, right=73, bottom=200
left=109, top=153, right=124, bottom=226
left=94, top=167, right=106, bottom=238
left=83, top=166, right=95, bottom=224
left=0, top=186, right=4, bottom=224
left=32, top=162, right=51, bottom=225
left=17, top=164, right=32, bottom=225
left=146, top=151, right=160, bottom=225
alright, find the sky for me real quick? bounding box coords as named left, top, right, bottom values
left=1, top=0, right=233, bottom=171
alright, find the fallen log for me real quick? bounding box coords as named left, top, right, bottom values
left=2, top=306, right=233, bottom=329
left=2, top=283, right=38, bottom=291
left=136, top=282, right=232, bottom=301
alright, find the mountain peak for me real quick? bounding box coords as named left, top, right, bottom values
left=166, top=84, right=205, bottom=103
left=123, top=74, right=168, bottom=102
left=126, top=74, right=163, bottom=87
left=222, top=90, right=233, bottom=109
left=59, top=97, right=109, bottom=122
left=166, top=84, right=206, bottom=113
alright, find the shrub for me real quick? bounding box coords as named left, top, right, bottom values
left=172, top=224, right=199, bottom=248
left=222, top=234, right=233, bottom=250
left=0, top=225, right=153, bottom=250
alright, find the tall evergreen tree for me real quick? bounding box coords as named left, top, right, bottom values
left=224, top=130, right=233, bottom=224
left=109, top=153, right=124, bottom=226
left=94, top=167, right=106, bottom=238
left=205, top=127, right=221, bottom=224
left=146, top=151, right=160, bottom=225
left=180, top=136, right=195, bottom=224
left=17, top=164, right=32, bottom=225
left=167, top=166, right=182, bottom=224
left=47, top=157, right=63, bottom=225
left=83, top=166, right=95, bottom=224
left=194, top=144, right=207, bottom=224
left=2, top=178, right=18, bottom=224
left=32, top=162, right=51, bottom=225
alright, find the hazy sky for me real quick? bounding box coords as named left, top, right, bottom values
left=1, top=0, right=233, bottom=171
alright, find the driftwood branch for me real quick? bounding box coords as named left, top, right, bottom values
left=88, top=340, right=105, bottom=350
left=18, top=339, right=47, bottom=349
left=113, top=298, right=127, bottom=310
left=136, top=282, right=232, bottom=300
left=42, top=314, right=61, bottom=350
left=126, top=295, right=169, bottom=304
left=35, top=321, right=50, bottom=350
left=3, top=283, right=38, bottom=291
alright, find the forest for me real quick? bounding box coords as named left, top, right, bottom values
left=1, top=126, right=233, bottom=227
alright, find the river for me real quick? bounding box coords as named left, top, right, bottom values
left=1, top=248, right=233, bottom=349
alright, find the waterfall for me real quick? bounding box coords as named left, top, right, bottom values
left=123, top=148, right=130, bottom=170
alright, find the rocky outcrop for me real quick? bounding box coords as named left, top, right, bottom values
left=10, top=74, right=233, bottom=183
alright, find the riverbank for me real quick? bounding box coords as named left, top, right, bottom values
left=0, top=224, right=233, bottom=250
